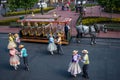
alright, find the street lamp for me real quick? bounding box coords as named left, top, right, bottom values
left=38, top=0, right=44, bottom=15
left=1, top=0, right=7, bottom=15
left=77, top=0, right=83, bottom=23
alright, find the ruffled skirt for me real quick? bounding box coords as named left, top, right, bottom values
left=8, top=41, right=17, bottom=49
left=10, top=55, right=20, bottom=66
left=68, top=62, right=81, bottom=75
left=47, top=43, right=57, bottom=52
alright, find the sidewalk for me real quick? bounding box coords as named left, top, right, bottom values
left=0, top=6, right=120, bottom=39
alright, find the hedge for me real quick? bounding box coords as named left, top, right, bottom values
left=0, top=18, right=19, bottom=25
left=77, top=17, right=120, bottom=25
left=76, top=17, right=120, bottom=31
left=4, top=7, right=54, bottom=16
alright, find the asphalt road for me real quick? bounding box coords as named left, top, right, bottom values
left=0, top=34, right=120, bottom=80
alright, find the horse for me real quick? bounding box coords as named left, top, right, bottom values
left=76, top=24, right=101, bottom=45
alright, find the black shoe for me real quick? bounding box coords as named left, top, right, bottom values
left=60, top=53, right=64, bottom=55
left=82, top=75, right=89, bottom=79
left=82, top=75, right=86, bottom=78
left=86, top=76, right=89, bottom=79
left=26, top=68, right=29, bottom=71
left=25, top=66, right=29, bottom=71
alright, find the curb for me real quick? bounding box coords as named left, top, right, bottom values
left=71, top=36, right=120, bottom=40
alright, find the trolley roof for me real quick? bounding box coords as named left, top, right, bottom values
left=17, top=15, right=72, bottom=24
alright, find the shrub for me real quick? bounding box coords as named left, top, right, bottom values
left=4, top=7, right=54, bottom=16
left=77, top=17, right=120, bottom=25
left=76, top=17, right=120, bottom=31
left=69, top=3, right=75, bottom=11
left=83, top=4, right=98, bottom=7
left=0, top=18, right=19, bottom=25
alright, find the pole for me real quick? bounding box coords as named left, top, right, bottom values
left=40, top=1, right=44, bottom=15
left=80, top=0, right=83, bottom=23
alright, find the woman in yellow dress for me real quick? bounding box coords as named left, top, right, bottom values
left=7, top=33, right=16, bottom=49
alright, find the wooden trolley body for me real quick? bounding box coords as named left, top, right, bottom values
left=17, top=15, right=72, bottom=45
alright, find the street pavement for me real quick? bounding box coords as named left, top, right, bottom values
left=0, top=34, right=120, bottom=80
left=0, top=5, right=120, bottom=80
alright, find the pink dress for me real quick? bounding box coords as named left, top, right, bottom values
left=9, top=48, right=20, bottom=66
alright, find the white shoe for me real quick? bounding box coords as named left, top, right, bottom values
left=14, top=66, right=17, bottom=70
left=51, top=52, right=54, bottom=55
left=73, top=74, right=77, bottom=77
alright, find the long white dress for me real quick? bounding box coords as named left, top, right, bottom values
left=68, top=54, right=81, bottom=76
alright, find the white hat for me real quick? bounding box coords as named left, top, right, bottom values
left=73, top=50, right=78, bottom=54
left=19, top=45, right=24, bottom=48
left=82, top=49, right=88, bottom=54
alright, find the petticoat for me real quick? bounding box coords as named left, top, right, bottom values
left=68, top=62, right=81, bottom=75
left=47, top=43, right=57, bottom=52
left=10, top=55, right=20, bottom=66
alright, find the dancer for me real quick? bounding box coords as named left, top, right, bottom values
left=9, top=47, right=20, bottom=70
left=19, top=44, right=29, bottom=71
left=81, top=49, right=90, bottom=79
left=68, top=50, right=81, bottom=77
left=56, top=33, right=64, bottom=55
left=7, top=33, right=16, bottom=49
left=47, top=34, right=57, bottom=55
left=14, top=33, right=21, bottom=48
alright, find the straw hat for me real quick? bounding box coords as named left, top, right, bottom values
left=73, top=50, right=78, bottom=54
left=82, top=49, right=88, bottom=54
left=21, top=22, right=24, bottom=26
left=58, top=33, right=61, bottom=37
left=8, top=33, right=12, bottom=36
left=34, top=22, right=38, bottom=26
left=14, top=33, right=19, bottom=37
left=19, top=45, right=24, bottom=48
left=27, top=22, right=31, bottom=26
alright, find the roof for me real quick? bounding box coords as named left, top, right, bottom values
left=17, top=16, right=72, bottom=24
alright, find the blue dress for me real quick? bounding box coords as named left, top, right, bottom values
left=47, top=37, right=57, bottom=52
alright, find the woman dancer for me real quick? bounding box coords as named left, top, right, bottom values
left=14, top=33, right=21, bottom=48
left=47, top=34, right=57, bottom=55
left=7, top=33, right=16, bottom=49
left=68, top=50, right=81, bottom=77
left=9, top=47, right=20, bottom=70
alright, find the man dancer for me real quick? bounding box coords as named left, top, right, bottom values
left=81, top=49, right=90, bottom=79
left=56, top=33, right=64, bottom=55
left=19, top=44, right=29, bottom=71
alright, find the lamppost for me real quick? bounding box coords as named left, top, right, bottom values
left=80, top=0, right=83, bottom=16
left=1, top=0, right=7, bottom=15
left=38, top=0, right=44, bottom=15
left=77, top=0, right=83, bottom=23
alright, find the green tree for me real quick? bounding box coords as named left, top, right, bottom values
left=97, top=0, right=120, bottom=12
left=7, top=0, right=38, bottom=12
